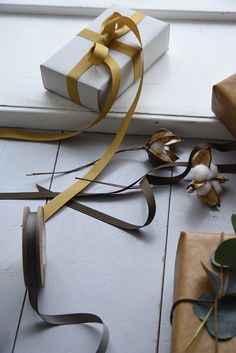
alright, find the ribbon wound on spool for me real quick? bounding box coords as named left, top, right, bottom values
left=22, top=206, right=109, bottom=353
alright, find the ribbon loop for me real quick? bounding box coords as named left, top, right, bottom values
left=88, top=42, right=109, bottom=66
left=100, top=12, right=125, bottom=44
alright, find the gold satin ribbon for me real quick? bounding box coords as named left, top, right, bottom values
left=0, top=12, right=144, bottom=141
left=0, top=11, right=145, bottom=221
left=44, top=14, right=144, bottom=220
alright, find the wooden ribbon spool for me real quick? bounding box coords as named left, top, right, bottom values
left=22, top=206, right=46, bottom=292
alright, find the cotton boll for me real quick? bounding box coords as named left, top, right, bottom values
left=188, top=167, right=197, bottom=180
left=210, top=163, right=219, bottom=178
left=211, top=180, right=222, bottom=195
left=191, top=164, right=211, bottom=181
left=150, top=141, right=165, bottom=154
left=196, top=181, right=212, bottom=196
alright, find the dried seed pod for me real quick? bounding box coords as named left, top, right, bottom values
left=144, top=128, right=181, bottom=166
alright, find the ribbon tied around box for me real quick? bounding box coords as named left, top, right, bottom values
left=0, top=11, right=145, bottom=220
left=44, top=11, right=145, bottom=220
left=66, top=11, right=144, bottom=108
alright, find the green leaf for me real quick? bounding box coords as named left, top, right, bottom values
left=215, top=239, right=236, bottom=270
left=201, top=263, right=220, bottom=296
left=193, top=292, right=236, bottom=340
left=231, top=214, right=236, bottom=234
left=224, top=270, right=236, bottom=296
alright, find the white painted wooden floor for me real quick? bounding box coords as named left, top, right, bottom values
left=0, top=132, right=235, bottom=353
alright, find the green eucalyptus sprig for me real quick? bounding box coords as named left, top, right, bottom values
left=193, top=214, right=236, bottom=340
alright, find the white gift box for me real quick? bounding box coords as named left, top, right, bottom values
left=41, top=5, right=170, bottom=112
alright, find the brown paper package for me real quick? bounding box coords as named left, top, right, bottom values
left=212, top=73, right=236, bottom=139
left=172, top=231, right=235, bottom=353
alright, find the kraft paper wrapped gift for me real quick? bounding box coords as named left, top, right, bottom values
left=40, top=5, right=170, bottom=112
left=172, top=231, right=235, bottom=353
left=212, top=73, right=236, bottom=139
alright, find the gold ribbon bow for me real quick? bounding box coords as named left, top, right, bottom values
left=66, top=11, right=144, bottom=109
left=0, top=11, right=145, bottom=221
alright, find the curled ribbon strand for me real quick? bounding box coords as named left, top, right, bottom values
left=37, top=177, right=156, bottom=231
left=0, top=142, right=236, bottom=231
